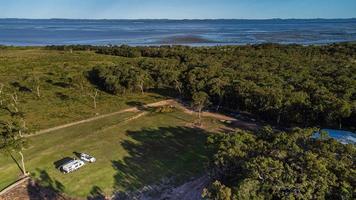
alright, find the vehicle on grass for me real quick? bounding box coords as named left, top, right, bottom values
left=59, top=159, right=85, bottom=174
left=79, top=153, right=96, bottom=163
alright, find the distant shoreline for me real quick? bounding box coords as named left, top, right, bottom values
left=1, top=19, right=355, bottom=46
left=1, top=18, right=356, bottom=21
left=1, top=41, right=356, bottom=48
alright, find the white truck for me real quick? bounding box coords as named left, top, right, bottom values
left=59, top=159, right=85, bottom=173
left=79, top=153, right=96, bottom=163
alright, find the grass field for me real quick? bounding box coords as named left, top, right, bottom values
left=0, top=48, right=172, bottom=130
left=0, top=108, right=221, bottom=197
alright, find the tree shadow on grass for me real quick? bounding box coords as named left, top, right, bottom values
left=148, top=88, right=179, bottom=99
left=126, top=101, right=146, bottom=111
left=111, top=126, right=211, bottom=194
left=87, top=185, right=106, bottom=200
left=27, top=169, right=65, bottom=200
left=126, top=101, right=160, bottom=112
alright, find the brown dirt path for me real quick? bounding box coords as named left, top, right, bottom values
left=27, top=98, right=257, bottom=138
left=25, top=99, right=175, bottom=138
left=174, top=101, right=259, bottom=130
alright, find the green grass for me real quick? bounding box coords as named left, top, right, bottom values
left=0, top=48, right=168, bottom=130
left=0, top=109, right=218, bottom=197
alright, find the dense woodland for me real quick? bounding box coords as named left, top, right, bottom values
left=204, top=127, right=355, bottom=199
left=48, top=43, right=356, bottom=130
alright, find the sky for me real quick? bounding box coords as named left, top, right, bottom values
left=0, top=0, right=355, bottom=19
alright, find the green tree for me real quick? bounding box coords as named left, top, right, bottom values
left=329, top=99, right=352, bottom=129
left=0, top=118, right=28, bottom=175
left=71, top=72, right=88, bottom=92
left=319, top=129, right=329, bottom=140
left=0, top=82, right=4, bottom=106
left=192, top=91, right=210, bottom=126
left=26, top=72, right=42, bottom=98
left=88, top=89, right=99, bottom=109
left=132, top=68, right=152, bottom=94
left=171, top=69, right=183, bottom=97
left=202, top=181, right=232, bottom=200
left=208, top=76, right=228, bottom=111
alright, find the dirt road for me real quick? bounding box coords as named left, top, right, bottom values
left=26, top=98, right=258, bottom=138
left=26, top=99, right=175, bottom=138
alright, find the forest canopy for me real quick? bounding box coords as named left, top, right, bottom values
left=203, top=127, right=355, bottom=199
left=52, top=43, right=356, bottom=130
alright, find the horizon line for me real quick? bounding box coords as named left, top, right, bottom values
left=1, top=17, right=356, bottom=21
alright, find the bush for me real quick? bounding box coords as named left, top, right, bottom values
left=154, top=105, right=175, bottom=113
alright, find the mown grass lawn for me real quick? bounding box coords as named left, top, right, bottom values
left=0, top=109, right=219, bottom=197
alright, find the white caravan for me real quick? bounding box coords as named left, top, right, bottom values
left=60, top=159, right=85, bottom=173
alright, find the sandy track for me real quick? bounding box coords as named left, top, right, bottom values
left=26, top=98, right=257, bottom=138
left=25, top=99, right=175, bottom=138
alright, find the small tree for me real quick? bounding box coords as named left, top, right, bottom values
left=192, top=91, right=210, bottom=126
left=319, top=130, right=329, bottom=140
left=0, top=82, right=4, bottom=95
left=170, top=70, right=183, bottom=98
left=26, top=72, right=41, bottom=98
left=34, top=76, right=41, bottom=98
left=137, top=72, right=148, bottom=94
left=208, top=77, right=228, bottom=111
left=72, top=73, right=87, bottom=92
left=88, top=89, right=99, bottom=109
left=132, top=68, right=151, bottom=94
left=0, top=93, right=29, bottom=176
left=0, top=83, right=4, bottom=105
left=335, top=101, right=351, bottom=129
left=202, top=181, right=232, bottom=200
left=10, top=92, right=19, bottom=113
left=0, top=117, right=28, bottom=176
left=328, top=99, right=352, bottom=129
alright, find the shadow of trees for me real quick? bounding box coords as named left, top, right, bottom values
left=125, top=101, right=161, bottom=112
left=87, top=185, right=106, bottom=200
left=27, top=169, right=107, bottom=200
left=111, top=126, right=210, bottom=194
left=126, top=101, right=146, bottom=111
left=27, top=169, right=65, bottom=200
left=147, top=87, right=179, bottom=99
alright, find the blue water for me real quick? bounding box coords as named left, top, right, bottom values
left=0, top=19, right=356, bottom=46
left=313, top=129, right=356, bottom=144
